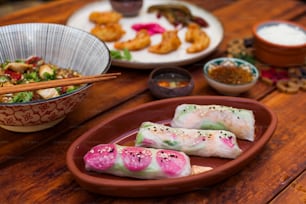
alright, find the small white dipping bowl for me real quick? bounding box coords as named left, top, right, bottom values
left=203, top=58, right=259, bottom=96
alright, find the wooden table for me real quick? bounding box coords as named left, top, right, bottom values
left=0, top=0, right=305, bottom=203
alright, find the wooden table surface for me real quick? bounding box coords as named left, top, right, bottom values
left=0, top=0, right=305, bottom=203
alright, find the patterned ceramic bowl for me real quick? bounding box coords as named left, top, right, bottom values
left=203, top=58, right=259, bottom=96
left=0, top=23, right=111, bottom=132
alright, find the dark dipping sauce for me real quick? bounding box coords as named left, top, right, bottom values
left=155, top=73, right=190, bottom=89
left=208, top=66, right=253, bottom=85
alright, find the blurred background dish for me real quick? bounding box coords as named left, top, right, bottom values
left=0, top=23, right=111, bottom=132
left=66, top=0, right=223, bottom=69
left=110, top=0, right=143, bottom=17
left=203, top=57, right=259, bottom=96
left=148, top=66, right=194, bottom=99
left=252, top=20, right=306, bottom=67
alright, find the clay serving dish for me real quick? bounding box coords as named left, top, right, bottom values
left=0, top=23, right=111, bottom=132
left=203, top=58, right=259, bottom=96
left=148, top=66, right=194, bottom=99
left=66, top=96, right=277, bottom=197
left=252, top=20, right=306, bottom=67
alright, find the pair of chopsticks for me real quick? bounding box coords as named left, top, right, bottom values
left=0, top=72, right=121, bottom=95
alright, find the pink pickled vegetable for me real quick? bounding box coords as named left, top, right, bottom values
left=132, top=23, right=166, bottom=35
left=84, top=144, right=117, bottom=171
left=156, top=149, right=187, bottom=176
left=121, top=146, right=152, bottom=171
left=84, top=144, right=191, bottom=179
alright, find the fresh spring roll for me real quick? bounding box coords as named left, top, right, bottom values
left=136, top=122, right=242, bottom=159
left=84, top=144, right=191, bottom=179
left=171, top=104, right=255, bottom=141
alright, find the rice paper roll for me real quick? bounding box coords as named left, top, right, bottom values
left=171, top=104, right=255, bottom=141
left=136, top=122, right=242, bottom=159
left=84, top=144, right=191, bottom=179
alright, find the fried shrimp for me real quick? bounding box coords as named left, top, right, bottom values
left=114, top=29, right=151, bottom=51
left=89, top=11, right=122, bottom=25
left=185, top=23, right=210, bottom=53
left=90, top=23, right=125, bottom=42
left=148, top=30, right=181, bottom=54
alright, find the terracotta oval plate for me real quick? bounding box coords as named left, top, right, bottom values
left=66, top=96, right=277, bottom=197
left=66, top=0, right=223, bottom=69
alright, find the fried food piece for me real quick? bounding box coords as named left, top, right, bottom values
left=89, top=11, right=122, bottom=25
left=148, top=30, right=181, bottom=54
left=90, top=23, right=125, bottom=42
left=185, top=23, right=210, bottom=53
left=114, top=29, right=151, bottom=51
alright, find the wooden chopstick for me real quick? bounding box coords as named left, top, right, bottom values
left=0, top=72, right=121, bottom=95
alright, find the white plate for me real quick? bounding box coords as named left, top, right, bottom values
left=67, top=0, right=224, bottom=69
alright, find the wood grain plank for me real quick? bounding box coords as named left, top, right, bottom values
left=0, top=0, right=306, bottom=203
left=271, top=170, right=306, bottom=204
left=1, top=89, right=305, bottom=203
left=0, top=0, right=96, bottom=25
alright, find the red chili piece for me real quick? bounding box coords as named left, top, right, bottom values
left=4, top=69, right=22, bottom=80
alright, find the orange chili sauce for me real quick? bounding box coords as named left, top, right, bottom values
left=155, top=73, right=190, bottom=88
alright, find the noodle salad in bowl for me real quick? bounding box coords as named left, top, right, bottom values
left=0, top=23, right=111, bottom=132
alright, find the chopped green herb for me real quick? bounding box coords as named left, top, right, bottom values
left=163, top=140, right=178, bottom=146
left=110, top=50, right=122, bottom=59
left=43, top=72, right=55, bottom=80
left=122, top=48, right=132, bottom=61
left=1, top=61, right=9, bottom=69
left=12, top=92, right=33, bottom=103
left=24, top=71, right=40, bottom=82
left=110, top=49, right=132, bottom=61
left=0, top=75, right=9, bottom=83
left=15, top=59, right=23, bottom=63
left=66, top=86, right=77, bottom=93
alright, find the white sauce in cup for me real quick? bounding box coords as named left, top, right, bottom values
left=257, top=24, right=306, bottom=46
